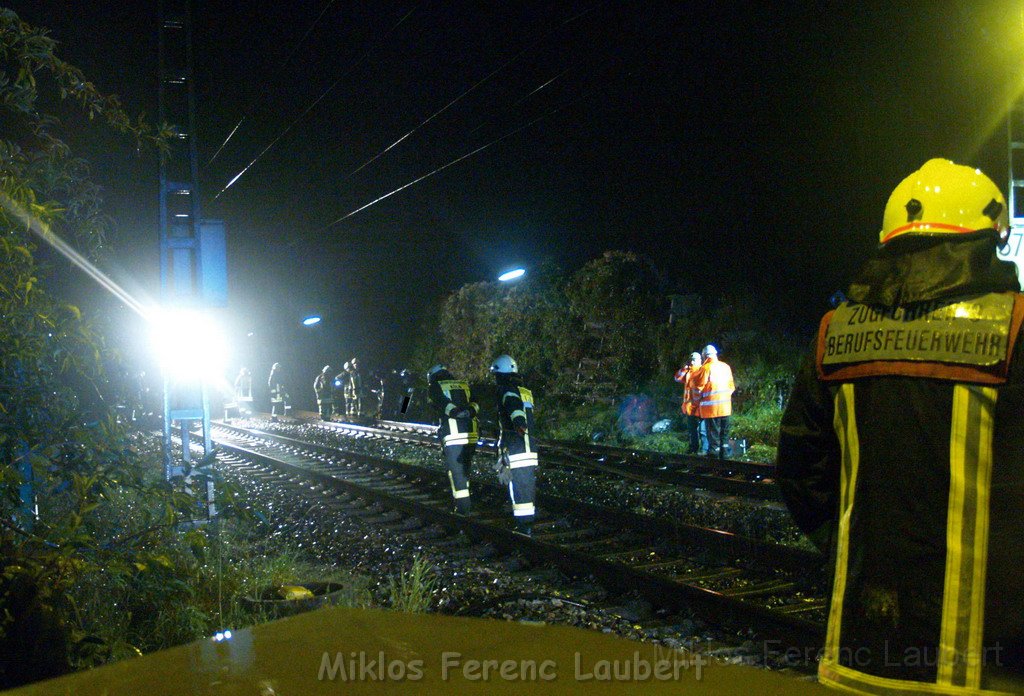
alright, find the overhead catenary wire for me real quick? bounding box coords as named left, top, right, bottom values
left=325, top=82, right=602, bottom=227
left=467, top=62, right=577, bottom=136
left=204, top=0, right=339, bottom=169
left=213, top=4, right=419, bottom=200
left=342, top=3, right=600, bottom=182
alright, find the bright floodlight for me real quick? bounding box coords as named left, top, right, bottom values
left=498, top=268, right=526, bottom=282
left=150, top=308, right=227, bottom=381
left=302, top=315, right=322, bottom=326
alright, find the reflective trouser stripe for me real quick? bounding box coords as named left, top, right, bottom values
left=508, top=468, right=535, bottom=517
left=512, top=501, right=535, bottom=517
left=508, top=452, right=538, bottom=468
left=821, top=662, right=1018, bottom=695
left=448, top=471, right=470, bottom=499
left=939, top=385, right=995, bottom=689
left=444, top=432, right=478, bottom=446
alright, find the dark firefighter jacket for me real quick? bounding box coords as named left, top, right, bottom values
left=268, top=370, right=285, bottom=405
left=777, top=231, right=1024, bottom=694
left=314, top=373, right=332, bottom=404
left=495, top=374, right=537, bottom=469
left=427, top=369, right=478, bottom=447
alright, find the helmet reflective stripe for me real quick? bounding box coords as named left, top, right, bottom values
left=427, top=364, right=446, bottom=380
left=880, top=158, right=1007, bottom=244
left=490, top=354, right=518, bottom=373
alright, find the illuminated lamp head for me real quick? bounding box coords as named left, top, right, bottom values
left=150, top=308, right=227, bottom=382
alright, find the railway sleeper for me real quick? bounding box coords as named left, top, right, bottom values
left=670, top=567, right=743, bottom=583
left=719, top=578, right=797, bottom=598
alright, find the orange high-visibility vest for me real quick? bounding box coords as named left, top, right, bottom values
left=674, top=366, right=701, bottom=416
left=696, top=357, right=734, bottom=418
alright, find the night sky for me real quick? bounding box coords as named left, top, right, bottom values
left=11, top=1, right=1024, bottom=380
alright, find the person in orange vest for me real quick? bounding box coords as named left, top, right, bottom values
left=674, top=351, right=707, bottom=454
left=777, top=158, right=1024, bottom=693
left=696, top=344, right=734, bottom=458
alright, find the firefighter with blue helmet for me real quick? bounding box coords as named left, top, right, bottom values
left=427, top=364, right=478, bottom=514
left=491, top=354, right=537, bottom=536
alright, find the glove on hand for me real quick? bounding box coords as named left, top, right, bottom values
left=515, top=425, right=527, bottom=436
left=494, top=452, right=512, bottom=485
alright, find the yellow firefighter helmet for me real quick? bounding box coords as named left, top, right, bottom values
left=880, top=158, right=1007, bottom=245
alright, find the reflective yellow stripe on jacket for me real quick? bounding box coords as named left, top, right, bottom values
left=820, top=384, right=1007, bottom=695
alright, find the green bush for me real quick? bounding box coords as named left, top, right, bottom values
left=542, top=402, right=619, bottom=443
left=730, top=403, right=785, bottom=448
left=630, top=432, right=689, bottom=454
left=745, top=443, right=778, bottom=465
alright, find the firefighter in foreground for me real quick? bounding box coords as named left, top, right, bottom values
left=777, top=158, right=1024, bottom=693
left=313, top=365, right=333, bottom=421
left=426, top=364, right=478, bottom=514
left=491, top=354, right=537, bottom=536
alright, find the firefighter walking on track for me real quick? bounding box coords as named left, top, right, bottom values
left=427, top=364, right=478, bottom=514
left=777, top=158, right=1024, bottom=694
left=491, top=354, right=538, bottom=536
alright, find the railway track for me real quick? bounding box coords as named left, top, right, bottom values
left=211, top=422, right=826, bottom=650
left=311, top=417, right=781, bottom=500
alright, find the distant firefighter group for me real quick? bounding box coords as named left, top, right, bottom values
left=224, top=359, right=416, bottom=424
left=312, top=358, right=366, bottom=420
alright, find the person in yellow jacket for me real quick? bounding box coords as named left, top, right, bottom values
left=695, top=344, right=734, bottom=458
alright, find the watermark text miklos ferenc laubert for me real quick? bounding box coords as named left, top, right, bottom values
left=318, top=649, right=705, bottom=683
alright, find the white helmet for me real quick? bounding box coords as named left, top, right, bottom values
left=490, top=354, right=518, bottom=374
left=426, top=364, right=446, bottom=380
left=703, top=344, right=718, bottom=358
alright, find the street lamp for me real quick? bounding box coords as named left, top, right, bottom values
left=498, top=268, right=526, bottom=282
left=302, top=314, right=322, bottom=326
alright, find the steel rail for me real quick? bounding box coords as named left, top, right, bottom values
left=212, top=423, right=826, bottom=650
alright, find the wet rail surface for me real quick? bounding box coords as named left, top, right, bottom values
left=210, top=422, right=826, bottom=651
left=320, top=417, right=781, bottom=500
